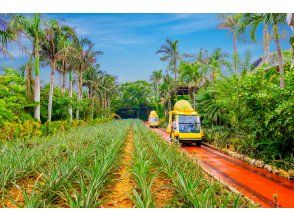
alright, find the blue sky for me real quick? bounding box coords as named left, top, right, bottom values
left=0, top=13, right=292, bottom=83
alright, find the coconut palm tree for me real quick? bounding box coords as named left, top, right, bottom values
left=218, top=14, right=242, bottom=56
left=0, top=14, right=17, bottom=57
left=73, top=37, right=103, bottom=120
left=156, top=38, right=181, bottom=80
left=150, top=70, right=163, bottom=101
left=262, top=13, right=287, bottom=88
left=178, top=62, right=203, bottom=108
left=10, top=14, right=44, bottom=121
left=207, top=48, right=229, bottom=80
left=159, top=73, right=176, bottom=112
left=238, top=13, right=271, bottom=64
left=20, top=55, right=34, bottom=100
left=40, top=19, right=76, bottom=122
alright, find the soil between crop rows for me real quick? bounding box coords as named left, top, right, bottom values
left=102, top=130, right=135, bottom=208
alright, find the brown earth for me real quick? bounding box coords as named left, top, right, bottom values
left=2, top=173, right=42, bottom=208
left=102, top=130, right=135, bottom=208
left=152, top=174, right=174, bottom=208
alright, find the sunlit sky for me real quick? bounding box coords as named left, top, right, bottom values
left=0, top=13, right=292, bottom=83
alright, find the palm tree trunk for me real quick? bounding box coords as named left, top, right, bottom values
left=91, top=96, right=95, bottom=120
left=34, top=45, right=41, bottom=121
left=61, top=60, right=66, bottom=95
left=25, top=64, right=33, bottom=100
left=263, top=23, right=270, bottom=64
left=68, top=71, right=73, bottom=123
left=168, top=98, right=171, bottom=112
left=273, top=24, right=285, bottom=88
left=48, top=60, right=56, bottom=122
left=76, top=71, right=83, bottom=120
left=233, top=33, right=237, bottom=55
left=61, top=72, right=66, bottom=95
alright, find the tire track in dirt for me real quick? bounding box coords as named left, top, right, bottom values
left=102, top=129, right=135, bottom=208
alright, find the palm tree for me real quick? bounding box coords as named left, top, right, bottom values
left=207, top=48, right=229, bottom=80
left=218, top=14, right=242, bottom=56
left=10, top=14, right=44, bottom=121
left=20, top=55, right=34, bottom=100
left=0, top=14, right=18, bottom=57
left=159, top=73, right=176, bottom=113
left=150, top=70, right=163, bottom=101
left=238, top=13, right=270, bottom=64
left=262, top=13, right=287, bottom=88
left=178, top=62, right=203, bottom=108
left=40, top=19, right=76, bottom=122
left=73, top=37, right=103, bottom=120
left=156, top=38, right=181, bottom=80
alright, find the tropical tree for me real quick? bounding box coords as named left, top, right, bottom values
left=20, top=55, right=34, bottom=100
left=156, top=38, right=181, bottom=80
left=238, top=13, right=271, bottom=64
left=40, top=19, right=75, bottom=122
left=159, top=73, right=176, bottom=112
left=150, top=70, right=163, bottom=101
left=263, top=13, right=287, bottom=88
left=207, top=48, right=229, bottom=80
left=10, top=14, right=44, bottom=121
left=178, top=62, right=203, bottom=108
left=73, top=37, right=103, bottom=120
left=218, top=14, right=242, bottom=59
left=0, top=14, right=18, bottom=57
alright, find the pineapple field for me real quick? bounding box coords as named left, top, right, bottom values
left=0, top=120, right=254, bottom=208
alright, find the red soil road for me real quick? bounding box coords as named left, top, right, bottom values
left=151, top=127, right=294, bottom=208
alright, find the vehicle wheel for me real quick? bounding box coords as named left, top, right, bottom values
left=196, top=141, right=202, bottom=147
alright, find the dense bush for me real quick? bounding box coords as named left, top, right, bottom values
left=0, top=70, right=34, bottom=126
left=0, top=118, right=113, bottom=142
left=196, top=66, right=294, bottom=169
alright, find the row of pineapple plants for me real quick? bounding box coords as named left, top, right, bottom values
left=131, top=120, right=255, bottom=208
left=0, top=120, right=131, bottom=207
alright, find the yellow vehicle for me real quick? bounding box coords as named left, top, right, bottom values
left=148, top=111, right=160, bottom=128
left=167, top=100, right=204, bottom=146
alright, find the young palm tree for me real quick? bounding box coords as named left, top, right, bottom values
left=10, top=14, right=44, bottom=121
left=40, top=19, right=76, bottom=122
left=150, top=70, right=163, bottom=101
left=156, top=38, right=181, bottom=80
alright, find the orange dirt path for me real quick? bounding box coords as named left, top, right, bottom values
left=150, top=127, right=294, bottom=208
left=102, top=130, right=135, bottom=208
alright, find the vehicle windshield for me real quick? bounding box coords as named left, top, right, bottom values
left=178, top=115, right=200, bottom=133
left=150, top=117, right=158, bottom=123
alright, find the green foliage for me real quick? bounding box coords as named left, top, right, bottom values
left=0, top=120, right=130, bottom=207
left=0, top=70, right=34, bottom=126
left=197, top=68, right=294, bottom=169
left=133, top=121, right=251, bottom=207
left=113, top=80, right=152, bottom=120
